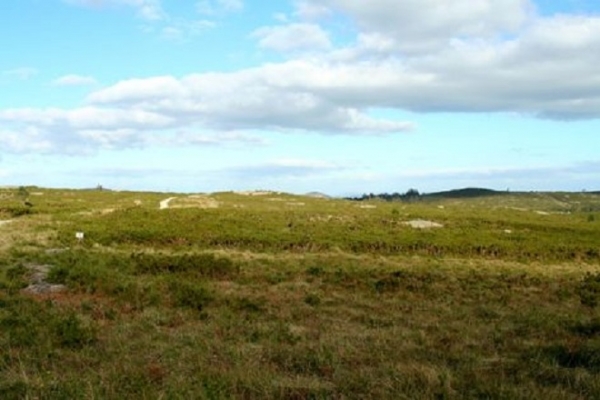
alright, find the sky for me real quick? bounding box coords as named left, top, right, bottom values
left=1, top=0, right=600, bottom=195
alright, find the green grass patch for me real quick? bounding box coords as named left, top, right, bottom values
left=1, top=187, right=600, bottom=397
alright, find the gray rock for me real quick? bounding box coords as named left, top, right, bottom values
left=21, top=263, right=67, bottom=295
left=22, top=283, right=67, bottom=295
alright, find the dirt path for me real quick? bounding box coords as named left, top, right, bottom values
left=159, top=197, right=176, bottom=210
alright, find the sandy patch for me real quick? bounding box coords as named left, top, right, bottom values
left=235, top=191, right=274, bottom=196
left=160, top=195, right=219, bottom=209
left=184, top=195, right=219, bottom=209
left=305, top=192, right=330, bottom=199
left=359, top=205, right=377, bottom=209
left=0, top=220, right=12, bottom=226
left=403, top=219, right=443, bottom=229
left=286, top=202, right=305, bottom=206
left=159, top=197, right=177, bottom=210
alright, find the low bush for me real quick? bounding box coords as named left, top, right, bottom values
left=52, top=312, right=97, bottom=348
left=132, top=252, right=239, bottom=279
left=167, top=279, right=212, bottom=311
left=579, top=272, right=600, bottom=308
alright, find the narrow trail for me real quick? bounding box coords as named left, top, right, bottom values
left=159, top=197, right=176, bottom=210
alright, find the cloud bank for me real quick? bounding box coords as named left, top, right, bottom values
left=3, top=0, right=600, bottom=155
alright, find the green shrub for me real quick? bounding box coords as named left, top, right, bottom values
left=0, top=205, right=32, bottom=217
left=579, top=272, right=600, bottom=308
left=47, top=262, right=109, bottom=294
left=132, top=253, right=239, bottom=279
left=1, top=312, right=41, bottom=347
left=230, top=296, right=265, bottom=313
left=0, top=381, right=29, bottom=400
left=2, top=264, right=29, bottom=293
left=5, top=264, right=27, bottom=281
left=44, top=250, right=133, bottom=295
left=306, top=265, right=324, bottom=277
left=374, top=270, right=438, bottom=294
left=52, top=312, right=96, bottom=348
left=542, top=341, right=600, bottom=372
left=570, top=317, right=600, bottom=337
left=46, top=264, right=69, bottom=284
left=304, top=293, right=321, bottom=307
left=113, top=281, right=162, bottom=309
left=168, top=279, right=212, bottom=311
left=0, top=297, right=50, bottom=347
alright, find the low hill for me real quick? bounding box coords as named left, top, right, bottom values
left=423, top=187, right=507, bottom=199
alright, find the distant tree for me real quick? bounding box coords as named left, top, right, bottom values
left=345, top=189, right=421, bottom=203
left=404, top=188, right=420, bottom=201
left=579, top=273, right=600, bottom=309
left=17, top=186, right=29, bottom=200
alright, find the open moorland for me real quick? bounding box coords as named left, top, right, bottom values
left=1, top=186, right=600, bottom=399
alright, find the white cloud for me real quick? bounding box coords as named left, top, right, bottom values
left=252, top=23, right=332, bottom=52
left=171, top=131, right=268, bottom=146
left=64, top=0, right=219, bottom=40
left=0, top=60, right=412, bottom=154
left=136, top=0, right=163, bottom=20
left=87, top=76, right=185, bottom=103
left=0, top=107, right=174, bottom=130
left=160, top=19, right=216, bottom=40
left=219, top=0, right=243, bottom=12
left=196, top=0, right=243, bottom=15
left=294, top=1, right=331, bottom=20
left=0, top=127, right=54, bottom=153
left=87, top=62, right=413, bottom=134
left=271, top=158, right=341, bottom=169
left=51, top=74, right=98, bottom=86
left=301, top=0, right=532, bottom=54
left=242, top=1, right=600, bottom=120
left=0, top=107, right=175, bottom=154
left=64, top=0, right=164, bottom=20
left=5, top=1, right=600, bottom=157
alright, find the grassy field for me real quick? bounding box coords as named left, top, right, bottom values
left=1, top=186, right=600, bottom=399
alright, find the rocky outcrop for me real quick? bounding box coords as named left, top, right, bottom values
left=21, top=264, right=67, bottom=295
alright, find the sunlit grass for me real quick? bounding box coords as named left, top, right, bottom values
left=1, top=186, right=600, bottom=398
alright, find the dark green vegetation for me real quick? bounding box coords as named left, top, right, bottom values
left=1, top=186, right=600, bottom=398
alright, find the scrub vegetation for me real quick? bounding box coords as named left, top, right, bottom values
left=1, top=186, right=600, bottom=399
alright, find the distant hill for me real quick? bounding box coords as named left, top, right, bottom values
left=346, top=187, right=507, bottom=202
left=305, top=192, right=331, bottom=199
left=423, top=187, right=507, bottom=199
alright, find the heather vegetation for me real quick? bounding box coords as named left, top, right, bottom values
left=1, top=186, right=600, bottom=398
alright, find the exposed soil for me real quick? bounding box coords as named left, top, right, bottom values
left=403, top=219, right=444, bottom=229
left=159, top=197, right=177, bottom=210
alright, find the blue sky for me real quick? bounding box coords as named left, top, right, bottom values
left=1, top=0, right=599, bottom=195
